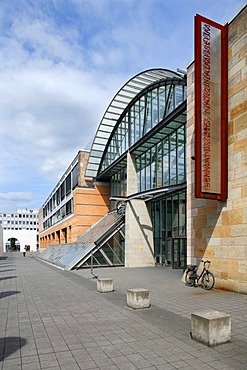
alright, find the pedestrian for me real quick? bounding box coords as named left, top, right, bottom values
left=23, top=246, right=26, bottom=257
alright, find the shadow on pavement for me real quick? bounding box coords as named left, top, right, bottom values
left=0, top=264, right=15, bottom=268
left=0, top=337, right=27, bottom=361
left=0, top=276, right=17, bottom=282
left=0, top=269, right=16, bottom=273
left=0, top=291, right=21, bottom=299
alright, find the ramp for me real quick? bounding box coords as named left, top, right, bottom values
left=37, top=210, right=125, bottom=270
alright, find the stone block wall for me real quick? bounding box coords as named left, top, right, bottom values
left=125, top=199, right=155, bottom=267
left=186, top=6, right=247, bottom=293
left=125, top=153, right=155, bottom=267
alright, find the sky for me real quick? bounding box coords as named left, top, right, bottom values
left=0, top=0, right=245, bottom=212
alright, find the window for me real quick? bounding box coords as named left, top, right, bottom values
left=72, top=164, right=79, bottom=189
left=61, top=181, right=65, bottom=201
left=66, top=173, right=71, bottom=195
left=66, top=199, right=72, bottom=215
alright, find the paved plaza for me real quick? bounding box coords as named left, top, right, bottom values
left=0, top=252, right=247, bottom=370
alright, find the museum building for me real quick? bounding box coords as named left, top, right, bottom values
left=39, top=6, right=246, bottom=293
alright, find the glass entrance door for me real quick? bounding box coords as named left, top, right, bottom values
left=152, top=190, right=187, bottom=268
left=172, top=237, right=187, bottom=268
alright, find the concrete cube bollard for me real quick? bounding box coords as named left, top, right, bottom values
left=127, top=288, right=150, bottom=309
left=191, top=311, right=231, bottom=346
left=97, top=278, right=114, bottom=293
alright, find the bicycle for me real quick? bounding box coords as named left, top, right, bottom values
left=185, top=260, right=215, bottom=290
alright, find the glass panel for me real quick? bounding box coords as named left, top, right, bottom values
left=151, top=146, right=157, bottom=189
left=163, top=138, right=169, bottom=186
left=180, top=238, right=187, bottom=268
left=170, top=132, right=177, bottom=185
left=139, top=95, right=146, bottom=138
left=157, top=142, right=163, bottom=187
left=167, top=85, right=174, bottom=115
left=166, top=197, right=172, bottom=238
left=172, top=194, right=179, bottom=236
left=93, top=251, right=108, bottom=265
left=175, top=85, right=183, bottom=107
left=158, top=87, right=165, bottom=121
left=173, top=239, right=178, bottom=267
left=179, top=192, right=186, bottom=236
left=144, top=91, right=152, bottom=134
left=134, top=101, right=141, bottom=143
left=136, top=157, right=141, bottom=192
left=140, top=155, right=146, bottom=192
left=146, top=149, right=151, bottom=190
left=66, top=173, right=71, bottom=195
left=130, top=105, right=135, bottom=146
left=119, top=121, right=125, bottom=154
left=72, top=163, right=78, bottom=189
left=177, top=126, right=185, bottom=183
left=61, top=181, right=65, bottom=201
left=152, top=88, right=159, bottom=126
left=120, top=168, right=127, bottom=196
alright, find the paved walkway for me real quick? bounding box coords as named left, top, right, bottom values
left=0, top=252, right=246, bottom=370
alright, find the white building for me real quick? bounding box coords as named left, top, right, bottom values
left=0, top=209, right=39, bottom=252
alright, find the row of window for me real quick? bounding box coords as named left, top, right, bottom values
left=3, top=227, right=38, bottom=231
left=0, top=220, right=37, bottom=225
left=0, top=213, right=37, bottom=218
left=101, top=82, right=186, bottom=173
left=43, top=163, right=78, bottom=218
left=43, top=199, right=73, bottom=229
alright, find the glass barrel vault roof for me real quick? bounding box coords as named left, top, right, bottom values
left=85, top=68, right=182, bottom=178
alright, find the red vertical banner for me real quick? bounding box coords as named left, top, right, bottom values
left=194, top=15, right=228, bottom=200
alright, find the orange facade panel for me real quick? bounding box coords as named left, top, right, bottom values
left=39, top=182, right=110, bottom=250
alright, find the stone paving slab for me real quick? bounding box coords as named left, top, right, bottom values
left=0, top=252, right=246, bottom=369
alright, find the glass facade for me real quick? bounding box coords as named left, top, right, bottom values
left=136, top=125, right=186, bottom=192
left=100, top=81, right=186, bottom=174
left=99, top=75, right=187, bottom=269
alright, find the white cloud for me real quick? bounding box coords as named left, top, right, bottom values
left=0, top=192, right=32, bottom=201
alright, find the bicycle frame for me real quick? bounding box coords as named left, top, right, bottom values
left=186, top=260, right=212, bottom=286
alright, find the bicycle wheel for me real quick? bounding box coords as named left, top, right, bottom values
left=185, top=270, right=194, bottom=286
left=202, top=271, right=215, bottom=290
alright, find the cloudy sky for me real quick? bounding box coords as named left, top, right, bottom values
left=0, top=0, right=245, bottom=212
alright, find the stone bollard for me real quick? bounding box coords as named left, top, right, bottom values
left=191, top=311, right=231, bottom=346
left=127, top=288, right=150, bottom=309
left=97, top=278, right=114, bottom=293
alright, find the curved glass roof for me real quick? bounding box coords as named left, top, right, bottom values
left=85, top=68, right=182, bottom=178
